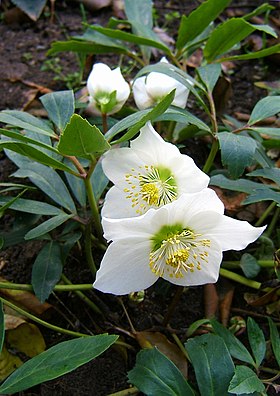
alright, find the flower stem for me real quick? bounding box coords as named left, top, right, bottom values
left=61, top=274, right=102, bottom=315
left=83, top=175, right=103, bottom=241
left=0, top=281, right=93, bottom=291
left=220, top=268, right=261, bottom=289
left=255, top=201, right=277, bottom=227
left=203, top=137, right=219, bottom=174
left=0, top=296, right=90, bottom=338
left=266, top=206, right=280, bottom=238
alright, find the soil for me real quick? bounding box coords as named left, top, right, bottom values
left=0, top=1, right=280, bottom=395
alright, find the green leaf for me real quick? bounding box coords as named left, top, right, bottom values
left=0, top=189, right=28, bottom=217
left=247, top=168, right=280, bottom=186
left=48, top=39, right=128, bottom=57
left=24, top=213, right=74, bottom=240
left=240, top=254, right=261, bottom=279
left=247, top=317, right=266, bottom=368
left=0, top=334, right=118, bottom=394
left=13, top=164, right=77, bottom=212
left=157, top=106, right=211, bottom=132
left=250, top=127, right=280, bottom=138
left=268, top=317, right=280, bottom=367
left=185, top=333, right=234, bottom=396
left=210, top=319, right=255, bottom=366
left=228, top=365, right=265, bottom=394
left=11, top=0, right=46, bottom=20
left=128, top=348, right=195, bottom=396
left=64, top=159, right=87, bottom=208
left=0, top=301, right=4, bottom=354
left=0, top=129, right=59, bottom=155
left=0, top=141, right=75, bottom=174
left=88, top=24, right=171, bottom=55
left=176, top=0, right=231, bottom=49
left=219, top=43, right=280, bottom=62
left=204, top=18, right=276, bottom=62
left=197, top=64, right=222, bottom=92
left=249, top=96, right=280, bottom=125
left=0, top=197, right=63, bottom=216
left=113, top=90, right=176, bottom=144
left=58, top=114, right=110, bottom=159
left=32, top=242, right=62, bottom=302
left=186, top=319, right=211, bottom=338
left=0, top=110, right=55, bottom=137
left=218, top=132, right=257, bottom=178
left=90, top=159, right=109, bottom=201
left=40, top=91, right=75, bottom=132
left=243, top=188, right=280, bottom=206
left=210, top=174, right=265, bottom=194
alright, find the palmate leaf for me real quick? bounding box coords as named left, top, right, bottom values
left=218, top=132, right=257, bottom=178
left=228, top=366, right=265, bottom=394
left=185, top=333, right=234, bottom=396
left=24, top=213, right=74, bottom=240
left=32, top=242, right=63, bottom=302
left=0, top=335, right=118, bottom=394
left=248, top=96, right=280, bottom=125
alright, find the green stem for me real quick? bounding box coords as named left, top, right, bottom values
left=0, top=282, right=93, bottom=291
left=85, top=223, right=97, bottom=276
left=107, top=387, right=139, bottom=396
left=84, top=175, right=103, bottom=241
left=61, top=274, right=101, bottom=315
left=222, top=260, right=274, bottom=269
left=208, top=91, right=218, bottom=135
left=203, top=138, right=219, bottom=174
left=266, top=206, right=280, bottom=238
left=171, top=333, right=190, bottom=362
left=255, top=201, right=277, bottom=227
left=0, top=296, right=90, bottom=338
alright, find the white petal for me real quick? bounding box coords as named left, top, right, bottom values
left=111, top=67, right=130, bottom=102
left=132, top=77, right=154, bottom=110
left=161, top=238, right=222, bottom=286
left=93, top=240, right=158, bottom=295
left=101, top=186, right=140, bottom=219
left=87, top=63, right=113, bottom=95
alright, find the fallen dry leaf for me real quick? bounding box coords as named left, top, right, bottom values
left=4, top=314, right=26, bottom=330
left=0, top=345, right=22, bottom=382
left=6, top=322, right=46, bottom=357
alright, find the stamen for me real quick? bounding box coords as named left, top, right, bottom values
left=124, top=165, right=178, bottom=214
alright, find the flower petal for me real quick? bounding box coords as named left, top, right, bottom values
left=93, top=240, right=157, bottom=295
left=161, top=238, right=222, bottom=286
left=132, top=77, right=154, bottom=110
left=101, top=186, right=139, bottom=219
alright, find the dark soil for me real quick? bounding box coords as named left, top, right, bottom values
left=1, top=1, right=280, bottom=395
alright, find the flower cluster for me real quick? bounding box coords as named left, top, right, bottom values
left=91, top=62, right=265, bottom=296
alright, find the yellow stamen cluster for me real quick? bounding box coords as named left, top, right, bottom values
left=123, top=165, right=177, bottom=214
left=149, top=230, right=211, bottom=279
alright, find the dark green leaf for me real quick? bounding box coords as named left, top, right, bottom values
left=186, top=319, right=210, bottom=338
left=40, top=91, right=75, bottom=132
left=219, top=43, right=280, bottom=62
left=60, top=231, right=82, bottom=265
left=204, top=18, right=275, bottom=62
left=58, top=115, right=110, bottom=159
left=240, top=254, right=261, bottom=279
left=32, top=242, right=62, bottom=302
left=210, top=174, right=265, bottom=194
left=210, top=319, right=255, bottom=366
left=90, top=159, right=109, bottom=201
left=247, top=168, right=280, bottom=186
left=128, top=348, right=195, bottom=396
left=197, top=64, right=222, bottom=92
left=0, top=141, right=75, bottom=174
left=113, top=91, right=176, bottom=144
left=24, top=213, right=74, bottom=240
left=176, top=0, right=231, bottom=49
left=13, top=164, right=77, bottom=212
left=157, top=106, right=211, bottom=132
left=185, top=333, right=234, bottom=396
left=218, top=132, right=257, bottom=178
left=0, top=189, right=27, bottom=216
left=0, top=110, right=55, bottom=137
left=0, top=334, right=118, bottom=394
left=106, top=109, right=150, bottom=141
left=228, top=366, right=265, bottom=394
left=11, top=0, right=46, bottom=20
left=0, top=197, right=62, bottom=216
left=249, top=96, right=280, bottom=125
left=64, top=159, right=87, bottom=208
left=250, top=127, right=280, bottom=138
left=0, top=301, right=4, bottom=354
left=243, top=188, right=280, bottom=205
left=48, top=40, right=128, bottom=56
left=268, top=317, right=280, bottom=367
left=247, top=317, right=266, bottom=368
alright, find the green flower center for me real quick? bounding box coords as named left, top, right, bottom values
left=124, top=165, right=177, bottom=214
left=150, top=224, right=211, bottom=279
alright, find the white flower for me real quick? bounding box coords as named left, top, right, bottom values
left=132, top=58, right=190, bottom=110
left=101, top=122, right=209, bottom=218
left=94, top=190, right=266, bottom=295
left=87, top=63, right=130, bottom=115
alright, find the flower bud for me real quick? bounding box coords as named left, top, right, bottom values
left=87, top=63, right=130, bottom=115
left=132, top=57, right=191, bottom=110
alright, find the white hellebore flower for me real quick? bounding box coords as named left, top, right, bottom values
left=87, top=63, right=130, bottom=115
left=101, top=122, right=209, bottom=218
left=94, top=190, right=266, bottom=295
left=133, top=57, right=190, bottom=110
